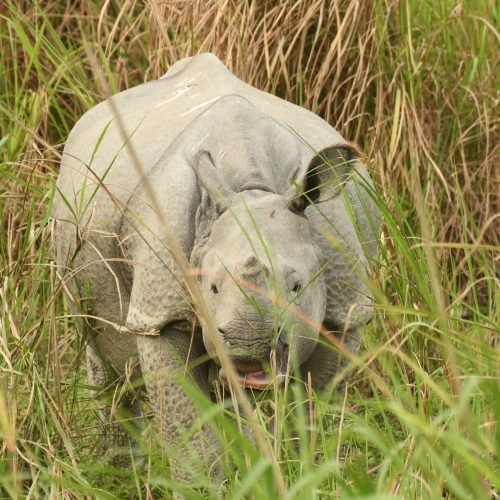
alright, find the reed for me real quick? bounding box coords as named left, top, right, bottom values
left=0, top=1, right=498, bottom=498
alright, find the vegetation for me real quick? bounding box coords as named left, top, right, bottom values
left=0, top=0, right=498, bottom=498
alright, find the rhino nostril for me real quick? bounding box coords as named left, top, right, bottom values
left=277, top=328, right=289, bottom=347
left=218, top=329, right=231, bottom=349
left=275, top=330, right=289, bottom=369
left=218, top=327, right=226, bottom=338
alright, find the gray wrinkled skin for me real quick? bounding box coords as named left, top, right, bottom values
left=51, top=53, right=381, bottom=483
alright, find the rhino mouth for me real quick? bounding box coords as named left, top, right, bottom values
left=219, top=358, right=285, bottom=390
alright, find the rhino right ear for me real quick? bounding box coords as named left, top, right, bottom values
left=287, top=145, right=360, bottom=211
left=192, top=150, right=235, bottom=214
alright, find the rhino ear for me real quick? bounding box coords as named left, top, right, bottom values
left=287, top=145, right=361, bottom=211
left=192, top=150, right=235, bottom=214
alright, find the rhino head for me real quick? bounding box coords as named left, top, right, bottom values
left=192, top=146, right=355, bottom=389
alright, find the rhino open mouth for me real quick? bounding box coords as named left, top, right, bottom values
left=219, top=361, right=285, bottom=390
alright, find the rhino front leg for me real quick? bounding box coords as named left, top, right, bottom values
left=136, top=321, right=222, bottom=484
left=86, top=343, right=142, bottom=452
left=86, top=343, right=113, bottom=426
left=300, top=326, right=361, bottom=394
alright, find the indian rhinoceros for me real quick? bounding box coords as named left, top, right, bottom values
left=51, top=53, right=380, bottom=482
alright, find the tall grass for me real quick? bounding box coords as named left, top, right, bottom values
left=1, top=0, right=498, bottom=498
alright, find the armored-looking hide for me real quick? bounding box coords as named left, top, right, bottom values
left=52, top=53, right=381, bottom=482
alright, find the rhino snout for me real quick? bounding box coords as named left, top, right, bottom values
left=217, top=327, right=272, bottom=358
left=216, top=321, right=290, bottom=370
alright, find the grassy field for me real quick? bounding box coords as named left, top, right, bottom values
left=0, top=0, right=498, bottom=498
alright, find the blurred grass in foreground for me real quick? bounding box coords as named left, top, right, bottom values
left=0, top=0, right=498, bottom=498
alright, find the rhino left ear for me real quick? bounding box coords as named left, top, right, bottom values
left=192, top=150, right=236, bottom=214
left=287, top=145, right=361, bottom=211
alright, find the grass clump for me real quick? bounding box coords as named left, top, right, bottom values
left=1, top=0, right=498, bottom=498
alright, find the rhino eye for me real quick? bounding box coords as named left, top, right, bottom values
left=210, top=283, right=219, bottom=294
left=292, top=282, right=302, bottom=294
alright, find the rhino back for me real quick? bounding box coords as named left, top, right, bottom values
left=54, top=54, right=344, bottom=226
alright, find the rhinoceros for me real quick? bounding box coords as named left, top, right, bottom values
left=51, top=53, right=380, bottom=481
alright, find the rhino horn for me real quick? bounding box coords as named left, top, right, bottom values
left=286, top=144, right=361, bottom=211
left=192, top=150, right=236, bottom=214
